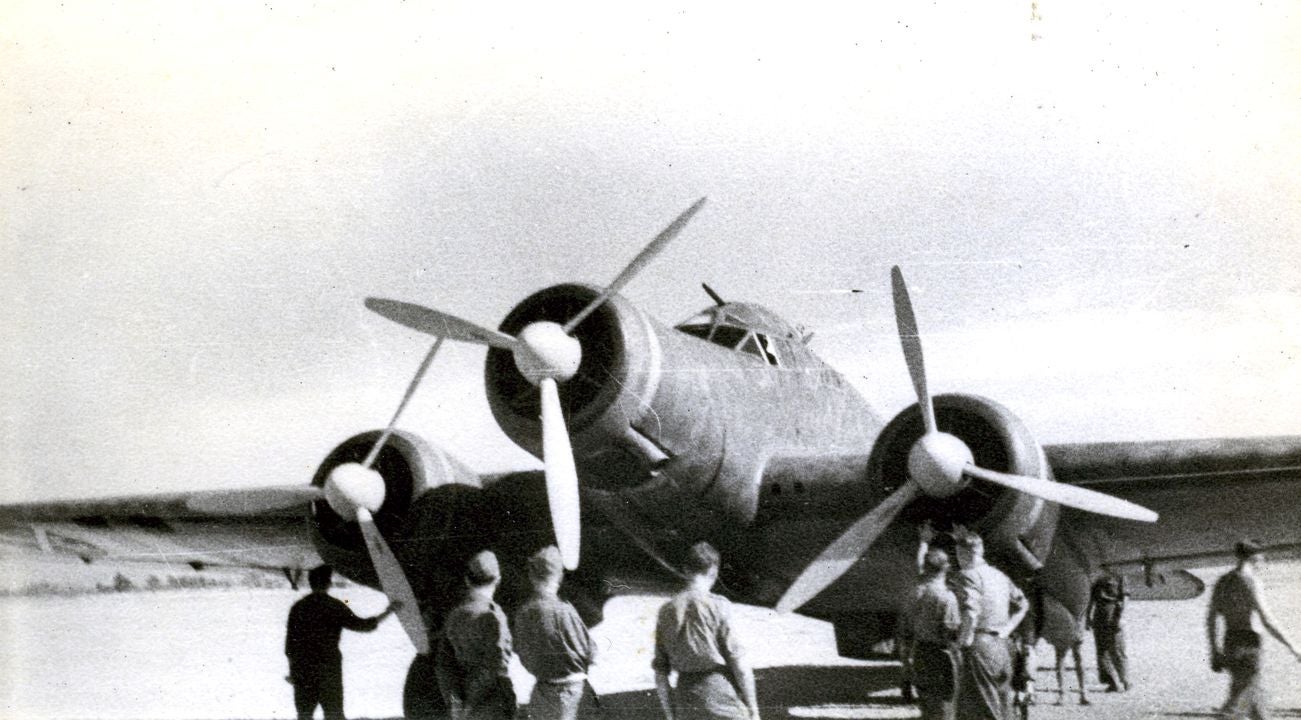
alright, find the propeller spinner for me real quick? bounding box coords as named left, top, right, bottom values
left=313, top=337, right=447, bottom=652
left=775, top=267, right=1157, bottom=613
left=366, top=197, right=708, bottom=570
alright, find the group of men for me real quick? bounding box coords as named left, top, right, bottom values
left=285, top=540, right=756, bottom=720
left=284, top=531, right=1301, bottom=720
left=902, top=526, right=1301, bottom=720
left=903, top=525, right=1029, bottom=720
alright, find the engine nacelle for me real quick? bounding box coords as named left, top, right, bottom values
left=308, top=430, right=484, bottom=609
left=868, top=393, right=1059, bottom=580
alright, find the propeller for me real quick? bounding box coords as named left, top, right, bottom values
left=321, top=337, right=446, bottom=653
left=775, top=266, right=1157, bottom=613
left=366, top=198, right=707, bottom=570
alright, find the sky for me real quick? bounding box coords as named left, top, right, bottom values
left=1, top=1, right=1298, bottom=503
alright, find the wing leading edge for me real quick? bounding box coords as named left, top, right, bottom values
left=0, top=485, right=320, bottom=572
left=1046, top=435, right=1301, bottom=575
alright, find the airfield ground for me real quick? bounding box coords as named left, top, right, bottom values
left=3, top=563, right=1301, bottom=719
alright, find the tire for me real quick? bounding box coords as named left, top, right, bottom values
left=402, top=654, right=449, bottom=720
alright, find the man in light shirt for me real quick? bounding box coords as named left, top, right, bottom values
left=952, top=531, right=1027, bottom=720
left=653, top=541, right=760, bottom=720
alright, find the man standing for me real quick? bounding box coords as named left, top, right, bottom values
left=284, top=565, right=397, bottom=720
left=436, top=550, right=517, bottom=720
left=905, top=546, right=962, bottom=720
left=1048, top=626, right=1090, bottom=706
left=653, top=541, right=760, bottom=720
left=1085, top=575, right=1129, bottom=692
left=952, top=531, right=1028, bottom=720
left=1207, top=539, right=1301, bottom=719
left=513, top=546, right=597, bottom=720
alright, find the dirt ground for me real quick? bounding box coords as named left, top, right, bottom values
left=3, top=563, right=1301, bottom=719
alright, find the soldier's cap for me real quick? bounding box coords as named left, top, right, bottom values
left=955, top=533, right=984, bottom=552
left=1235, top=539, right=1264, bottom=560
left=528, top=545, right=564, bottom=584
left=465, top=550, right=501, bottom=586
left=922, top=548, right=951, bottom=574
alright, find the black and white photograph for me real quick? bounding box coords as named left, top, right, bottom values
left=2, top=2, right=1299, bottom=719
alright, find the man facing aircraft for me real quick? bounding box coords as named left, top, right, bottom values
left=952, top=530, right=1028, bottom=720
left=653, top=541, right=760, bottom=720
left=513, top=545, right=597, bottom=720
left=285, top=565, right=397, bottom=720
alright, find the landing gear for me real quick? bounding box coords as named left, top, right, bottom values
left=403, top=654, right=449, bottom=720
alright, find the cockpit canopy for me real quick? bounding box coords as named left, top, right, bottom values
left=675, top=303, right=803, bottom=366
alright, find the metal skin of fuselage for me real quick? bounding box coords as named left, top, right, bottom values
left=313, top=281, right=1301, bottom=670
left=469, top=283, right=1054, bottom=651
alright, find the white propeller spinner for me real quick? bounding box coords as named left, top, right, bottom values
left=907, top=432, right=975, bottom=499
left=324, top=462, right=387, bottom=522
left=514, top=322, right=583, bottom=385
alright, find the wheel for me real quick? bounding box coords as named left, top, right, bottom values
left=402, top=653, right=449, bottom=720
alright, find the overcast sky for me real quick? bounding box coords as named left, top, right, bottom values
left=1, top=1, right=1297, bottom=502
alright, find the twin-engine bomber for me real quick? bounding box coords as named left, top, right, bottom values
left=5, top=199, right=1301, bottom=717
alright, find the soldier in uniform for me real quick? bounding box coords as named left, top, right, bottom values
left=436, top=550, right=517, bottom=720
left=652, top=541, right=760, bottom=720
left=512, top=546, right=597, bottom=720
left=905, top=545, right=962, bottom=720
left=1207, top=539, right=1301, bottom=719
left=952, top=531, right=1028, bottom=720
left=1085, top=575, right=1129, bottom=692
left=284, top=565, right=397, bottom=720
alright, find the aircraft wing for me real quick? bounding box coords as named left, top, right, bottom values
left=0, top=485, right=320, bottom=572
left=1045, top=435, right=1301, bottom=577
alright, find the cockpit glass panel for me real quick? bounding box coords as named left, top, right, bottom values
left=677, top=311, right=715, bottom=327
left=711, top=325, right=748, bottom=349
left=677, top=307, right=784, bottom=366
left=738, top=334, right=765, bottom=360
left=679, top=324, right=712, bottom=341
left=757, top=334, right=780, bottom=366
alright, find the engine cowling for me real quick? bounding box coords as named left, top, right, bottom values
left=867, top=393, right=1059, bottom=579
left=308, top=430, right=486, bottom=611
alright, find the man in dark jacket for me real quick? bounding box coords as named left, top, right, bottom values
left=285, top=565, right=397, bottom=720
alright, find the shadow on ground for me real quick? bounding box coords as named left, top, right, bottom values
left=351, top=663, right=903, bottom=720
left=578, top=664, right=903, bottom=720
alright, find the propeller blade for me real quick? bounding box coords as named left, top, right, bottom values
left=776, top=481, right=921, bottom=613
left=184, top=486, right=322, bottom=515
left=539, top=377, right=582, bottom=569
left=891, top=266, right=937, bottom=435
left=356, top=508, right=430, bottom=653
left=363, top=337, right=445, bottom=469
left=365, top=298, right=517, bottom=349
left=962, top=464, right=1158, bottom=522
left=563, top=197, right=707, bottom=334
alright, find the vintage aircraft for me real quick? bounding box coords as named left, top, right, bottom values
left=4, top=198, right=1301, bottom=717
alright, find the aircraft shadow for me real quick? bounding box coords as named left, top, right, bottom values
left=568, top=664, right=902, bottom=720
left=349, top=663, right=901, bottom=720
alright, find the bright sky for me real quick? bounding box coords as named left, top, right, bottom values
left=1, top=1, right=1298, bottom=502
